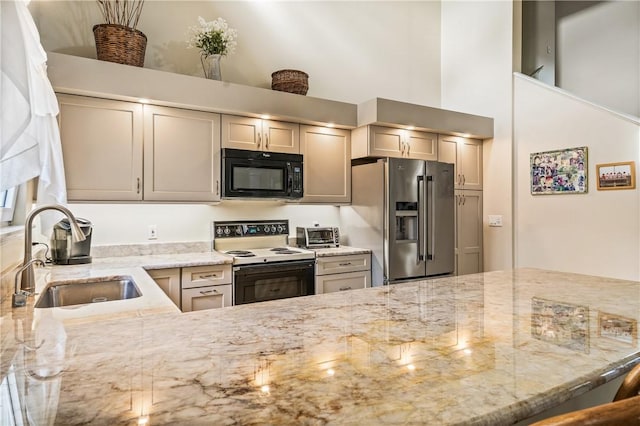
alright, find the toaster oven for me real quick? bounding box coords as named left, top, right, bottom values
left=296, top=226, right=340, bottom=248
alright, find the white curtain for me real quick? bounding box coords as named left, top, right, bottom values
left=1, top=0, right=68, bottom=230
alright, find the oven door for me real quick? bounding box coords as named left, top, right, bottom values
left=234, top=260, right=315, bottom=305
left=222, top=149, right=303, bottom=199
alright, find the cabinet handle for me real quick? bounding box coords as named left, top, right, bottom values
left=406, top=142, right=410, bottom=156
left=198, top=273, right=219, bottom=279
left=199, top=289, right=219, bottom=295
left=270, top=288, right=281, bottom=293
left=137, top=177, right=141, bottom=194
left=338, top=262, right=352, bottom=266
left=216, top=180, right=219, bottom=196
left=462, top=195, right=466, bottom=205
left=265, top=133, right=269, bottom=149
left=339, top=286, right=352, bottom=291
left=257, top=133, right=262, bottom=149
left=462, top=175, right=466, bottom=185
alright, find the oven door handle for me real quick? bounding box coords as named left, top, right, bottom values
left=233, top=260, right=314, bottom=276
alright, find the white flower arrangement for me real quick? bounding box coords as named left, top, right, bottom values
left=187, top=16, right=237, bottom=57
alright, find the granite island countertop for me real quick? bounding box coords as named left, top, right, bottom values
left=2, top=268, right=640, bottom=425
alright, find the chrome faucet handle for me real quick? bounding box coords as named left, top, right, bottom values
left=13, top=259, right=46, bottom=307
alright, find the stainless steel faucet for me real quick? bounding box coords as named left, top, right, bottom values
left=19, top=204, right=86, bottom=296
left=13, top=258, right=46, bottom=307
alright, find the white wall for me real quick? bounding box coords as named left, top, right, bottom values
left=514, top=74, right=640, bottom=280
left=556, top=1, right=640, bottom=117
left=440, top=1, right=515, bottom=272
left=66, top=202, right=340, bottom=245
left=30, top=0, right=441, bottom=106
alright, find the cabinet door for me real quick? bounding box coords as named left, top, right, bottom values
left=299, top=125, right=351, bottom=203
left=368, top=126, right=404, bottom=158
left=143, top=105, right=221, bottom=201
left=221, top=115, right=261, bottom=150
left=438, top=135, right=483, bottom=190
left=263, top=120, right=300, bottom=154
left=456, top=190, right=483, bottom=276
left=316, top=270, right=370, bottom=294
left=146, top=268, right=181, bottom=309
left=182, top=284, right=232, bottom=311
left=405, top=131, right=437, bottom=161
left=57, top=94, right=143, bottom=201
left=459, top=138, right=483, bottom=190
left=438, top=135, right=461, bottom=188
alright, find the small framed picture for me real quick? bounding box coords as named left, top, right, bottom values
left=596, top=161, right=636, bottom=190
left=598, top=312, right=637, bottom=345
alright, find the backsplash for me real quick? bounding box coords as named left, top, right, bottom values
left=92, top=241, right=211, bottom=258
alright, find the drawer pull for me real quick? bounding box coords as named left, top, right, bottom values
left=270, top=288, right=281, bottom=293
left=199, top=289, right=219, bottom=295
left=198, top=273, right=219, bottom=279
left=339, top=286, right=352, bottom=291
left=338, top=262, right=352, bottom=266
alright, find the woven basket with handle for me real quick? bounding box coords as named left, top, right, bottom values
left=93, top=24, right=147, bottom=67
left=271, top=69, right=309, bottom=95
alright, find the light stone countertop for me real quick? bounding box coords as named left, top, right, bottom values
left=310, top=245, right=372, bottom=257
left=2, top=268, right=640, bottom=425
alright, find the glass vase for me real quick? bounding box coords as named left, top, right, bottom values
left=201, top=54, right=222, bottom=80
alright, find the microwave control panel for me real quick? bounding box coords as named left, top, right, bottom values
left=213, top=220, right=289, bottom=238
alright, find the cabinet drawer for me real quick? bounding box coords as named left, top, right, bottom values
left=181, top=284, right=232, bottom=312
left=316, top=270, right=370, bottom=294
left=182, top=264, right=232, bottom=289
left=315, top=253, right=370, bottom=275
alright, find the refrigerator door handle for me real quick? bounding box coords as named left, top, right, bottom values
left=417, top=175, right=425, bottom=262
left=426, top=175, right=434, bottom=261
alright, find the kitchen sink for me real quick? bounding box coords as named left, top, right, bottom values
left=35, top=277, right=142, bottom=308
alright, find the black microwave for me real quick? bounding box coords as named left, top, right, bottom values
left=222, top=148, right=303, bottom=199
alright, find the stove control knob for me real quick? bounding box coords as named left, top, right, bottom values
left=271, top=225, right=277, bottom=233
left=235, top=226, right=242, bottom=236
left=277, top=225, right=284, bottom=233
left=216, top=227, right=223, bottom=235
left=224, top=227, right=230, bottom=235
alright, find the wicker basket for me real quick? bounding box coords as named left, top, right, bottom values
left=271, top=69, right=309, bottom=95
left=93, top=24, right=147, bottom=67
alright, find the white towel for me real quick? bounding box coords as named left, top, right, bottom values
left=1, top=0, right=68, bottom=232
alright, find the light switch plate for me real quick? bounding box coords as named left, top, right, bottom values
left=488, top=215, right=503, bottom=227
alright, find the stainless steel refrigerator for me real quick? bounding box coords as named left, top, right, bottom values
left=344, top=158, right=455, bottom=285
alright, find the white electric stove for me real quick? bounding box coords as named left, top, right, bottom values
left=213, top=220, right=316, bottom=304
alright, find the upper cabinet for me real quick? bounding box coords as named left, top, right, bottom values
left=143, top=105, right=221, bottom=202
left=57, top=94, right=143, bottom=201
left=438, top=135, right=483, bottom=190
left=299, top=125, right=351, bottom=204
left=58, top=94, right=222, bottom=202
left=351, top=125, right=437, bottom=161
left=221, top=115, right=299, bottom=154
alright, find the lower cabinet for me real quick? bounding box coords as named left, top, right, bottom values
left=146, top=268, right=181, bottom=308
left=147, top=264, right=233, bottom=312
left=315, top=253, right=371, bottom=294
left=455, top=190, right=483, bottom=276
left=181, top=265, right=233, bottom=312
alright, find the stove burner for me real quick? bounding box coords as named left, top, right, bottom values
left=226, top=250, right=256, bottom=257
left=270, top=247, right=300, bottom=254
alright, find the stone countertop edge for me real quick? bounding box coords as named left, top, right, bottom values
left=310, top=245, right=372, bottom=256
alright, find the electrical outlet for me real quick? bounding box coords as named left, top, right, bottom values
left=148, top=224, right=158, bottom=240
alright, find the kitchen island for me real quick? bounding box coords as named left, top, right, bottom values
left=2, top=268, right=640, bottom=425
